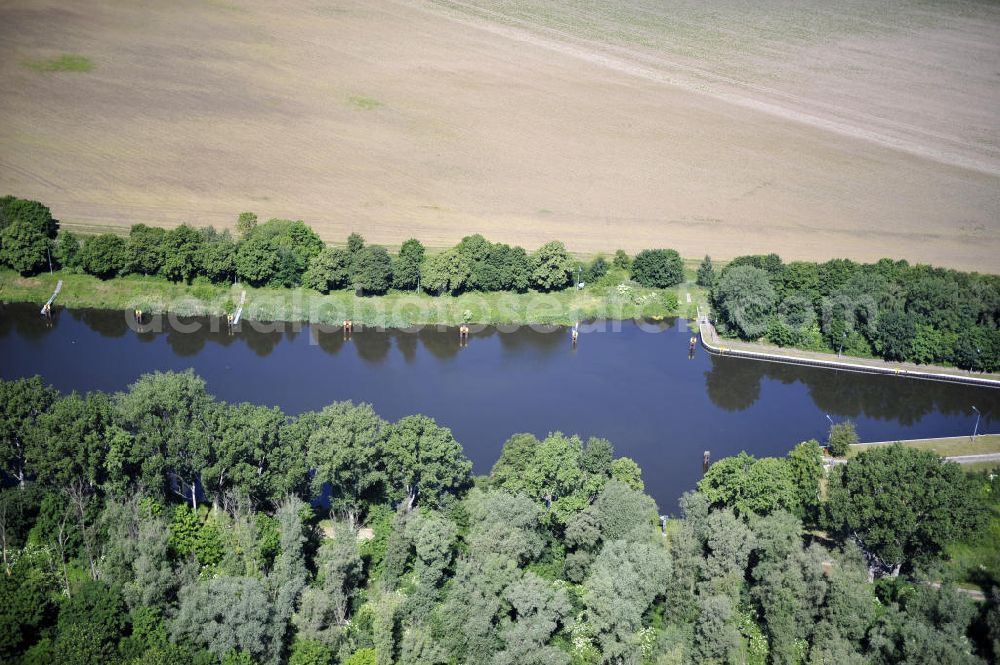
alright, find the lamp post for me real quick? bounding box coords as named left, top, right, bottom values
left=838, top=331, right=847, bottom=358
left=577, top=265, right=583, bottom=289
left=47, top=247, right=53, bottom=275
left=972, top=406, right=981, bottom=442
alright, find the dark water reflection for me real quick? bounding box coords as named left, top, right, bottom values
left=2, top=303, right=997, bottom=511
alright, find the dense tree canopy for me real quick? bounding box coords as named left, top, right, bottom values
left=710, top=253, right=1000, bottom=370
left=713, top=264, right=777, bottom=339
left=0, top=195, right=57, bottom=237
left=0, top=373, right=996, bottom=664
left=630, top=248, right=684, bottom=288
left=825, top=444, right=987, bottom=575
left=0, top=220, right=50, bottom=275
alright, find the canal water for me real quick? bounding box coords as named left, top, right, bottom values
left=2, top=303, right=997, bottom=512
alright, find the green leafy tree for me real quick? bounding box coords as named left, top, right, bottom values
left=295, top=525, right=363, bottom=639
left=346, top=232, right=365, bottom=256
left=122, top=224, right=167, bottom=276
left=352, top=245, right=393, bottom=294
left=610, top=457, right=644, bottom=492
left=584, top=540, right=672, bottom=663
left=0, top=552, right=58, bottom=661
left=713, top=264, right=777, bottom=339
left=236, top=212, right=258, bottom=238
left=80, top=233, right=126, bottom=278
left=494, top=571, right=571, bottom=665
left=0, top=220, right=51, bottom=275
left=160, top=224, right=205, bottom=282
left=697, top=255, right=715, bottom=288
left=0, top=376, right=58, bottom=486
left=54, top=231, right=82, bottom=271
left=421, top=248, right=470, bottom=295
left=54, top=580, right=128, bottom=665
left=343, top=648, right=377, bottom=665
left=172, top=575, right=276, bottom=663
left=825, top=444, right=988, bottom=576
left=204, top=402, right=287, bottom=508
left=304, top=247, right=351, bottom=293
left=787, top=440, right=823, bottom=522
left=583, top=255, right=608, bottom=283
left=393, top=238, right=425, bottom=290
left=631, top=248, right=684, bottom=288
left=114, top=370, right=215, bottom=506
left=307, top=402, right=387, bottom=527
left=530, top=241, right=573, bottom=291
left=0, top=195, right=57, bottom=237
left=826, top=421, right=858, bottom=457
left=236, top=234, right=281, bottom=286
left=288, top=640, right=333, bottom=665
left=201, top=234, right=238, bottom=283
left=612, top=249, right=631, bottom=270
left=382, top=415, right=472, bottom=511
left=699, top=452, right=800, bottom=518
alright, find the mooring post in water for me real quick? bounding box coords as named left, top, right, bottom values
left=703, top=450, right=711, bottom=473
left=459, top=324, right=469, bottom=346
left=344, top=319, right=353, bottom=340
left=571, top=321, right=579, bottom=348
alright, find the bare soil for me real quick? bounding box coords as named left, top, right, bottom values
left=1, top=0, right=997, bottom=270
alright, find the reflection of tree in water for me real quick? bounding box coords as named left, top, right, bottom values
left=161, top=316, right=243, bottom=357
left=74, top=308, right=130, bottom=338
left=800, top=370, right=931, bottom=425
left=165, top=318, right=208, bottom=357
left=354, top=329, right=391, bottom=364
left=0, top=303, right=58, bottom=341
left=708, top=356, right=1000, bottom=426
left=310, top=326, right=347, bottom=357
left=418, top=327, right=462, bottom=361
left=631, top=317, right=679, bottom=333
left=765, top=363, right=999, bottom=425
left=704, top=355, right=765, bottom=412
left=240, top=322, right=286, bottom=357
left=396, top=330, right=419, bottom=363
left=496, top=326, right=565, bottom=354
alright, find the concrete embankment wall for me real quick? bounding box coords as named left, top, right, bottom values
left=697, top=320, right=1000, bottom=389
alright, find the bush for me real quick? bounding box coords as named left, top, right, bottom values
left=612, top=249, right=631, bottom=270
left=630, top=249, right=683, bottom=288
left=826, top=421, right=858, bottom=457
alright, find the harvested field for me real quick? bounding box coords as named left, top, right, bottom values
left=1, top=0, right=998, bottom=270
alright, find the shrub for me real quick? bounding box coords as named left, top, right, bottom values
left=826, top=421, right=858, bottom=457
left=631, top=249, right=683, bottom=288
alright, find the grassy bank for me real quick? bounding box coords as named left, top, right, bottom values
left=0, top=269, right=680, bottom=327
left=847, top=435, right=1000, bottom=460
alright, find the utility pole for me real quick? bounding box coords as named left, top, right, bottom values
left=972, top=406, right=981, bottom=442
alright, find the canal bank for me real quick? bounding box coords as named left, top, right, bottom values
left=697, top=311, right=1000, bottom=388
